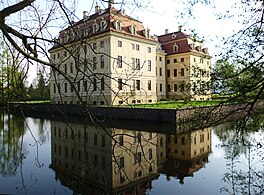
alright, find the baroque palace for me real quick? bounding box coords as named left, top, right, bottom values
left=49, top=1, right=211, bottom=105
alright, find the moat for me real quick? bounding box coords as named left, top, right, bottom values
left=0, top=109, right=263, bottom=195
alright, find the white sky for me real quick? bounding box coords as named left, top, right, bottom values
left=75, top=0, right=243, bottom=58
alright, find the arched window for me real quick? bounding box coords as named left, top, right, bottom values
left=173, top=44, right=179, bottom=53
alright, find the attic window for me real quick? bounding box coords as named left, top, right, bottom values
left=131, top=25, right=136, bottom=34
left=101, top=20, right=107, bottom=30
left=115, top=20, right=121, bottom=31
left=143, top=29, right=150, bottom=38
left=93, top=23, right=99, bottom=33
left=173, top=44, right=179, bottom=53
left=189, top=43, right=194, bottom=50
left=196, top=46, right=202, bottom=52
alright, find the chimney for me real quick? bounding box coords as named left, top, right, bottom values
left=165, top=29, right=168, bottom=34
left=178, top=25, right=183, bottom=32
left=83, top=11, right=88, bottom=19
left=95, top=4, right=101, bottom=14
left=109, top=0, right=114, bottom=8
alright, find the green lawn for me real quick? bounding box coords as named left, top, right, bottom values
left=127, top=100, right=226, bottom=109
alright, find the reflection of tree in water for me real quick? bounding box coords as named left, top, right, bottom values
left=214, top=114, right=264, bottom=194
left=0, top=109, right=26, bottom=176
left=31, top=117, right=50, bottom=144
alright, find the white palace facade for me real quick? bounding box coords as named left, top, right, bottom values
left=49, top=2, right=211, bottom=106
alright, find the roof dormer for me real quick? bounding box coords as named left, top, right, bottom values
left=114, top=19, right=122, bottom=31
left=129, top=24, right=136, bottom=35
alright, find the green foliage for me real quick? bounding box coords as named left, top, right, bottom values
left=27, top=70, right=50, bottom=100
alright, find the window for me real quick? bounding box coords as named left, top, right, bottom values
left=93, top=42, right=96, bottom=50
left=84, top=80, right=87, bottom=91
left=136, top=80, right=140, bottom=90
left=148, top=80, right=151, bottom=90
left=137, top=152, right=142, bottom=163
left=93, top=57, right=97, bottom=70
left=94, top=134, right=98, bottom=146
left=159, top=67, right=162, bottom=76
left=181, top=137, right=185, bottom=145
left=117, top=55, right=122, bottom=68
left=167, top=69, right=170, bottom=77
left=194, top=57, right=196, bottom=62
left=174, top=84, right=177, bottom=92
left=131, top=58, right=135, bottom=69
left=200, top=134, right=204, bottom=143
left=101, top=77, right=105, bottom=91
left=149, top=149, right=153, bottom=160
left=57, top=52, right=60, bottom=59
left=116, top=20, right=121, bottom=30
left=131, top=25, right=136, bottom=34
left=136, top=44, right=140, bottom=51
left=181, top=68, right=184, bottom=76
left=173, top=44, right=179, bottom=52
left=100, top=41, right=104, bottom=48
left=84, top=27, right=88, bottom=36
left=120, top=156, right=124, bottom=168
left=64, top=83, right=67, bottom=93
left=119, top=135, right=124, bottom=146
left=75, top=84, right=81, bottom=94
left=64, top=51, right=67, bottom=57
left=117, top=40, right=122, bottom=47
left=53, top=83, right=56, bottom=93
left=167, top=84, right=171, bottom=92
left=100, top=55, right=104, bottom=68
left=93, top=23, right=98, bottom=33
left=181, top=58, right=184, bottom=62
left=174, top=69, right=177, bottom=77
left=70, top=63, right=73, bottom=73
left=180, top=83, right=184, bottom=92
left=93, top=77, right=97, bottom=91
left=159, top=57, right=162, bottom=61
left=147, top=60, right=151, bottom=71
left=101, top=20, right=107, bottom=30
left=174, top=59, right=177, bottom=63
left=160, top=84, right=162, bottom=92
left=131, top=43, right=135, bottom=50
left=147, top=47, right=151, bottom=53
left=167, top=59, right=170, bottom=64
left=64, top=64, right=67, bottom=74
left=118, top=79, right=122, bottom=90
left=136, top=58, right=140, bottom=70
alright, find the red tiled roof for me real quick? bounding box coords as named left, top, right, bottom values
left=158, top=32, right=191, bottom=55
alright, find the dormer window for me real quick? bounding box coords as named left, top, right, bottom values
left=189, top=43, right=195, bottom=50
left=115, top=20, right=121, bottom=31
left=143, top=29, right=150, bottom=38
left=84, top=27, right=89, bottom=36
left=93, top=23, right=99, bottom=33
left=196, top=46, right=202, bottom=52
left=173, top=44, right=179, bottom=53
left=131, top=25, right=136, bottom=34
left=101, top=20, right=107, bottom=31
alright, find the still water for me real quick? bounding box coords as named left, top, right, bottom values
left=0, top=109, right=263, bottom=195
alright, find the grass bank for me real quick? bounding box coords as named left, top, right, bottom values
left=128, top=100, right=226, bottom=109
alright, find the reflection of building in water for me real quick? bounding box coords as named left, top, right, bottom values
left=161, top=128, right=212, bottom=184
left=157, top=134, right=167, bottom=165
left=50, top=121, right=159, bottom=194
